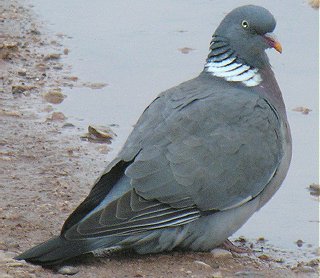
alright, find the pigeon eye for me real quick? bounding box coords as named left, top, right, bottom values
left=241, top=20, right=249, bottom=29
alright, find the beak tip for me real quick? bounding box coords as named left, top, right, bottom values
left=264, top=33, right=282, bottom=54
left=274, top=42, right=283, bottom=53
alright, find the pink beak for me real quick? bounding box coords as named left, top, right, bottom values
left=263, top=33, right=282, bottom=53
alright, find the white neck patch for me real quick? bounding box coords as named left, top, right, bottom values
left=204, top=43, right=262, bottom=87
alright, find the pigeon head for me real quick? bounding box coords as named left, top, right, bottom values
left=205, top=5, right=282, bottom=86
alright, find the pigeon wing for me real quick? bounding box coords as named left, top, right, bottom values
left=62, top=76, right=283, bottom=238
left=123, top=78, right=283, bottom=211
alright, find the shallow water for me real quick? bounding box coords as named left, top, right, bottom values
left=28, top=0, right=318, bottom=257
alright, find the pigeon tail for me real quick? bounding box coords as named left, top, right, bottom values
left=15, top=236, right=99, bottom=266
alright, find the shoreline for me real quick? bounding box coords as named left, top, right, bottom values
left=0, top=1, right=318, bottom=277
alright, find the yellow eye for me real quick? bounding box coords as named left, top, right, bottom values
left=241, top=20, right=249, bottom=29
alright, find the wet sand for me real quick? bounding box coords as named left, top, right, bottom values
left=0, top=0, right=319, bottom=277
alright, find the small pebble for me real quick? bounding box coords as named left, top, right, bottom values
left=194, top=260, right=212, bottom=269
left=52, top=63, right=63, bottom=70
left=235, top=236, right=247, bottom=243
left=292, top=106, right=312, bottom=115
left=57, top=266, right=79, bottom=275
left=82, top=82, right=108, bottom=89
left=64, top=76, right=78, bottom=82
left=43, top=90, right=65, bottom=104
left=36, top=63, right=48, bottom=71
left=275, top=257, right=285, bottom=263
left=47, top=112, right=66, bottom=121
left=211, top=248, right=233, bottom=259
left=17, top=68, right=27, bottom=76
left=258, top=254, right=270, bottom=261
left=178, top=47, right=194, bottom=54
left=43, top=53, right=61, bottom=61
left=308, top=183, right=320, bottom=196
left=62, top=123, right=75, bottom=129
left=295, top=239, right=304, bottom=247
left=12, top=85, right=36, bottom=94
left=88, top=125, right=116, bottom=139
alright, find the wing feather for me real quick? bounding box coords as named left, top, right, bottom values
left=64, top=190, right=200, bottom=239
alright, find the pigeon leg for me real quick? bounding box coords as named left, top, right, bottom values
left=220, top=239, right=253, bottom=254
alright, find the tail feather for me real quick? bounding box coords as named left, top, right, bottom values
left=14, top=236, right=96, bottom=266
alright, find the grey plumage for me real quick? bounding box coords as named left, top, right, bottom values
left=15, top=5, right=292, bottom=266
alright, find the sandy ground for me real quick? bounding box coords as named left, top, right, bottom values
left=0, top=1, right=319, bottom=277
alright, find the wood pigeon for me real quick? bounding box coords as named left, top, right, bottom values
left=16, top=5, right=292, bottom=265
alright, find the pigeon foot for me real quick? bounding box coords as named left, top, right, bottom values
left=220, top=239, right=253, bottom=254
